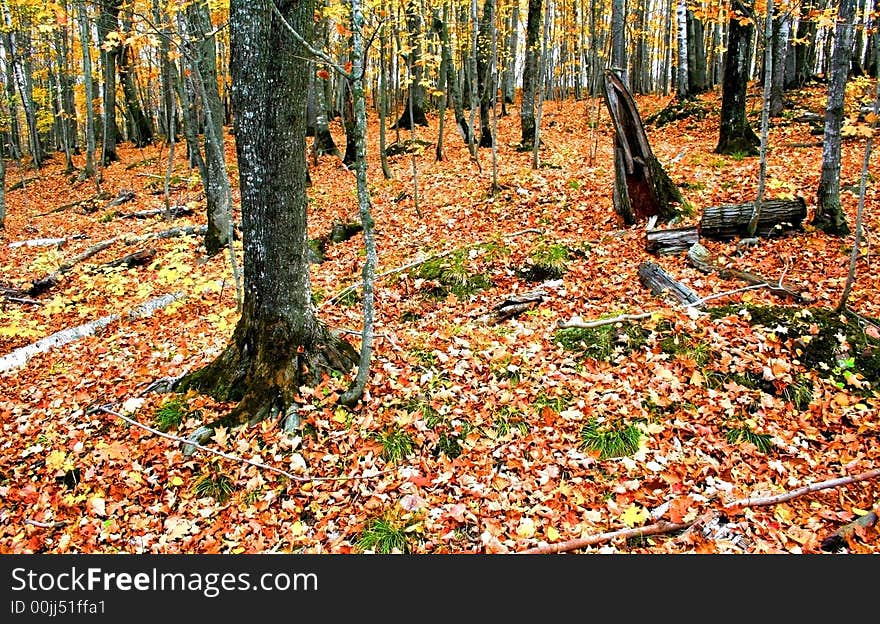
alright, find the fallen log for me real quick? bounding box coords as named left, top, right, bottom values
left=687, top=243, right=805, bottom=302
left=645, top=226, right=700, bottom=255
left=0, top=292, right=184, bottom=373
left=700, top=198, right=806, bottom=240
left=492, top=289, right=547, bottom=321
left=638, top=261, right=700, bottom=305
left=7, top=176, right=39, bottom=192
left=103, top=248, right=156, bottom=269
left=120, top=205, right=192, bottom=219
left=27, top=237, right=120, bottom=296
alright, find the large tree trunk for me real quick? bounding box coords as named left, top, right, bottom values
left=815, top=0, right=856, bottom=235
left=716, top=0, right=759, bottom=156
left=119, top=10, right=154, bottom=147
left=433, top=8, right=471, bottom=145
left=603, top=70, right=687, bottom=225
left=394, top=0, right=429, bottom=130
left=769, top=10, right=790, bottom=118
left=519, top=0, right=541, bottom=148
left=687, top=9, right=707, bottom=94
left=791, top=0, right=818, bottom=87
left=98, top=0, right=122, bottom=165
left=476, top=0, right=495, bottom=148
left=176, top=0, right=357, bottom=428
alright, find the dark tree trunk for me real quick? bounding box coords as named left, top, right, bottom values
left=792, top=0, right=818, bottom=87
left=394, top=0, right=429, bottom=130
left=716, top=1, right=759, bottom=156
left=815, top=0, right=856, bottom=236
left=476, top=0, right=495, bottom=148
left=342, top=77, right=357, bottom=166
left=687, top=9, right=707, bottom=94
left=98, top=0, right=122, bottom=165
left=603, top=70, right=687, bottom=225
left=175, top=0, right=357, bottom=428
left=520, top=0, right=541, bottom=148
left=433, top=10, right=471, bottom=144
left=502, top=1, right=518, bottom=105
left=119, top=11, right=154, bottom=148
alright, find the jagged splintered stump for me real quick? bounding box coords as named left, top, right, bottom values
left=700, top=198, right=806, bottom=240
left=603, top=70, right=687, bottom=225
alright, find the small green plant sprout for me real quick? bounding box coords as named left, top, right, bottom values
left=726, top=423, right=773, bottom=453
left=525, top=242, right=570, bottom=281
left=193, top=463, right=235, bottom=503
left=415, top=250, right=491, bottom=299
left=153, top=397, right=188, bottom=432
left=374, top=426, right=415, bottom=464
left=356, top=513, right=416, bottom=554
left=579, top=419, right=642, bottom=459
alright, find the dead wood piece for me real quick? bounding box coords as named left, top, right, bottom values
left=7, top=176, right=39, bottom=192
left=26, top=238, right=120, bottom=297
left=820, top=510, right=878, bottom=552
left=637, top=261, right=700, bottom=305
left=103, top=248, right=156, bottom=269
left=102, top=189, right=136, bottom=209
left=687, top=243, right=805, bottom=302
left=121, top=205, right=193, bottom=219
left=603, top=70, right=687, bottom=224
left=493, top=290, right=547, bottom=321
left=0, top=292, right=185, bottom=373
left=40, top=194, right=101, bottom=216
left=645, top=226, right=700, bottom=255
left=700, top=198, right=806, bottom=240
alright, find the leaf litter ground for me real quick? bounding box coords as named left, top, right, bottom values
left=1, top=85, right=878, bottom=554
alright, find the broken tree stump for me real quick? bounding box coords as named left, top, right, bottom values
left=638, top=261, right=700, bottom=305
left=645, top=226, right=700, bottom=255
left=603, top=70, right=688, bottom=225
left=700, top=198, right=806, bottom=240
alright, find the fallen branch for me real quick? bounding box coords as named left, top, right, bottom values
left=518, top=522, right=693, bottom=554
left=24, top=519, right=69, bottom=529
left=687, top=242, right=805, bottom=302
left=638, top=261, right=700, bottom=305
left=518, top=468, right=880, bottom=554
left=0, top=292, right=184, bottom=373
left=102, top=248, right=156, bottom=270
left=8, top=236, right=85, bottom=249
left=26, top=237, right=120, bottom=296
left=95, top=405, right=398, bottom=484
left=120, top=205, right=193, bottom=220
left=38, top=194, right=102, bottom=216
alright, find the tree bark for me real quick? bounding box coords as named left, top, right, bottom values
left=175, top=0, right=357, bottom=428
left=815, top=0, right=856, bottom=236
left=394, top=1, right=429, bottom=130
left=476, top=0, right=496, bottom=148
left=699, top=198, right=806, bottom=239
left=519, top=0, right=541, bottom=148
left=98, top=0, right=122, bottom=165
left=603, top=70, right=687, bottom=224
left=716, top=1, right=760, bottom=156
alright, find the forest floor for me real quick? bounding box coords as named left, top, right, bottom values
left=1, top=82, right=878, bottom=554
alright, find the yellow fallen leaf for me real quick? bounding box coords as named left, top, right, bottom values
left=170, top=476, right=184, bottom=486
left=516, top=517, right=537, bottom=538
left=546, top=526, right=560, bottom=542
left=290, top=521, right=304, bottom=537
left=621, top=504, right=649, bottom=528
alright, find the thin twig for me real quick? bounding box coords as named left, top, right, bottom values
left=25, top=519, right=69, bottom=529
left=723, top=468, right=880, bottom=509
left=96, top=406, right=398, bottom=483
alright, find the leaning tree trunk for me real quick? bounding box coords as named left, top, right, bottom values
left=815, top=0, right=856, bottom=236
left=716, top=0, right=759, bottom=155
left=603, top=70, right=687, bottom=225
left=184, top=0, right=233, bottom=256
left=175, top=0, right=357, bottom=429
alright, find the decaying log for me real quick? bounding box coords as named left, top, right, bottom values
left=493, top=289, right=547, bottom=321
left=602, top=70, right=687, bottom=224
left=638, top=261, right=700, bottom=305
left=103, top=248, right=156, bottom=269
left=120, top=205, right=193, bottom=219
left=26, top=238, right=120, bottom=296
left=101, top=189, right=136, bottom=210
left=687, top=243, right=805, bottom=302
left=645, top=226, right=700, bottom=255
left=700, top=198, right=806, bottom=240
left=820, top=510, right=878, bottom=552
